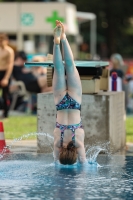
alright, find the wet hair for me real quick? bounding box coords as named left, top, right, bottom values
left=15, top=51, right=27, bottom=61
left=59, top=141, right=77, bottom=165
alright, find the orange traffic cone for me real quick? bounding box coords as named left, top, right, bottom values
left=0, top=121, right=10, bottom=153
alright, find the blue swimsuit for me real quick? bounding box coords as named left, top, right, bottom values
left=56, top=93, right=83, bottom=147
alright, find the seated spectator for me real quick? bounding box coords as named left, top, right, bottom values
left=11, top=51, right=52, bottom=93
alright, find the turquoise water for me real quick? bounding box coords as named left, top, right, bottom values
left=0, top=135, right=132, bottom=199
left=0, top=153, right=133, bottom=200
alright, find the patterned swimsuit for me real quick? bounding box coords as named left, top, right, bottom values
left=56, top=93, right=81, bottom=111
left=56, top=93, right=83, bottom=147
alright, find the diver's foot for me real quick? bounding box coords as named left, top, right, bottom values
left=54, top=23, right=62, bottom=44
left=58, top=21, right=66, bottom=40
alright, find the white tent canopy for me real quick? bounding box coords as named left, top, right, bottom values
left=0, top=2, right=96, bottom=56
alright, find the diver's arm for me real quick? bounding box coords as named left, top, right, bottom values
left=53, top=141, right=60, bottom=162
left=77, top=143, right=87, bottom=164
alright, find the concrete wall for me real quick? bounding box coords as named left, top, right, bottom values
left=37, top=92, right=126, bottom=153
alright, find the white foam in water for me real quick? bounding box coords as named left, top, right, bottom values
left=0, top=132, right=110, bottom=168
left=1, top=134, right=133, bottom=199
left=86, top=141, right=111, bottom=166
left=0, top=134, right=133, bottom=199
left=0, top=154, right=132, bottom=199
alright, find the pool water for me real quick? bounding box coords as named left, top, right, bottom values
left=0, top=153, right=133, bottom=200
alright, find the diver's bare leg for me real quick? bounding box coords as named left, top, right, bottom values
left=52, top=24, right=66, bottom=105
left=58, top=21, right=82, bottom=103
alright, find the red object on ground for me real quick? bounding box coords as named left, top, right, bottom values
left=0, top=121, right=10, bottom=153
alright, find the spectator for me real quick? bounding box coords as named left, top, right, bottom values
left=0, top=33, right=14, bottom=118
left=79, top=41, right=90, bottom=60
left=11, top=51, right=52, bottom=93
left=109, top=53, right=129, bottom=110
left=110, top=53, right=127, bottom=79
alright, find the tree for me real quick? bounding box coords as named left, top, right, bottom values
left=67, top=0, right=133, bottom=58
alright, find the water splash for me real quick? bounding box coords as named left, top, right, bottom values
left=54, top=142, right=111, bottom=168
left=0, top=146, right=9, bottom=159
left=0, top=132, right=110, bottom=168
left=85, top=142, right=110, bottom=165
left=0, top=132, right=54, bottom=160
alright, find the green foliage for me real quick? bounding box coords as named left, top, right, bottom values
left=1, top=114, right=133, bottom=143
left=67, top=0, right=133, bottom=57
left=3, top=115, right=37, bottom=139
left=126, top=116, right=133, bottom=143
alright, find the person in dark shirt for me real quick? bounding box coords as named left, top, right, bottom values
left=12, top=51, right=52, bottom=93
left=110, top=53, right=129, bottom=108
left=110, top=68, right=124, bottom=79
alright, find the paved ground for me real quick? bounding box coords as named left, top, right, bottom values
left=6, top=139, right=37, bottom=153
